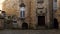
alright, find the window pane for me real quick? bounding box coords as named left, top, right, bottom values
left=20, top=11, right=25, bottom=18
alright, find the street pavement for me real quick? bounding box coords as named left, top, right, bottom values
left=0, top=29, right=60, bottom=34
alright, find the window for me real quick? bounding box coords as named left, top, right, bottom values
left=20, top=11, right=25, bottom=18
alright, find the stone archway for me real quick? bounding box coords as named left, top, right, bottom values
left=22, top=22, right=28, bottom=29
left=53, top=18, right=59, bottom=29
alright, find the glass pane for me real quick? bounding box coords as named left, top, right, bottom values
left=20, top=11, right=25, bottom=18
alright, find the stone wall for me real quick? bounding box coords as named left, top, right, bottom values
left=2, top=0, right=60, bottom=29
left=2, top=0, right=31, bottom=29
left=2, top=0, right=19, bottom=16
left=56, top=0, right=60, bottom=29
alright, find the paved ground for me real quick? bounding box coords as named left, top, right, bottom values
left=0, top=29, right=60, bottom=34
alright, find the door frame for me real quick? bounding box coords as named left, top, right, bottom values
left=37, top=16, right=45, bottom=26
left=37, top=16, right=46, bottom=26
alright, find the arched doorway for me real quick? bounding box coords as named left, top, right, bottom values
left=53, top=18, right=59, bottom=29
left=22, top=22, right=28, bottom=29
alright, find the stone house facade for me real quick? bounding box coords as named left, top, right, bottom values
left=0, top=0, right=60, bottom=29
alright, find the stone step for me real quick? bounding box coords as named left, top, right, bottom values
left=37, top=26, right=46, bottom=29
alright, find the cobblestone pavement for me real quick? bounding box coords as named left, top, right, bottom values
left=0, top=29, right=60, bottom=34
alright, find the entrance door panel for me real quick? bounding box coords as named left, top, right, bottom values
left=38, top=16, right=45, bottom=26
